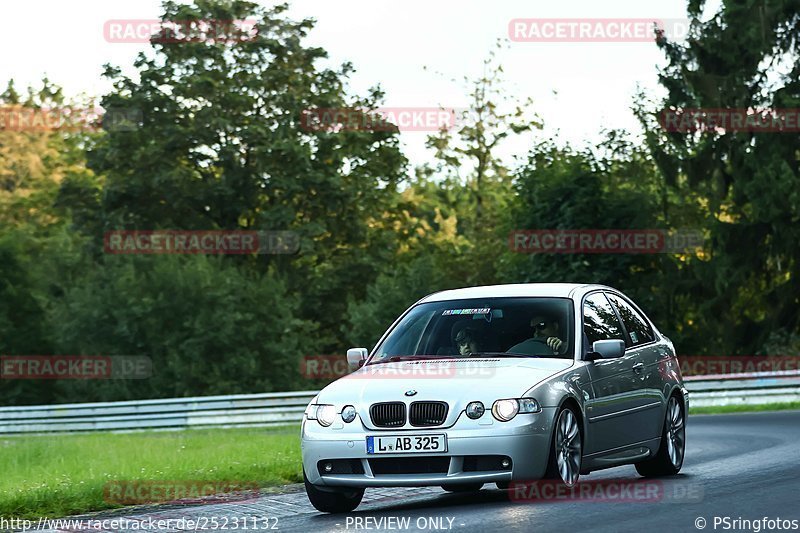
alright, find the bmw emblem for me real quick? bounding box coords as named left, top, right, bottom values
left=405, top=390, right=417, bottom=397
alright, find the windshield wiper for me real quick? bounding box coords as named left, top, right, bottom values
left=366, top=352, right=542, bottom=365
left=366, top=355, right=457, bottom=365
left=468, top=351, right=539, bottom=358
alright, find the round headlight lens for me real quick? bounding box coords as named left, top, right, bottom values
left=465, top=401, right=485, bottom=419
left=492, top=399, right=520, bottom=422
left=341, top=405, right=357, bottom=423
left=317, top=405, right=337, bottom=427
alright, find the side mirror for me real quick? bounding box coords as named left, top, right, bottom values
left=589, top=339, right=625, bottom=361
left=347, top=348, right=368, bottom=371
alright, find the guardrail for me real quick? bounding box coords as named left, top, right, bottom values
left=0, top=391, right=317, bottom=435
left=1, top=371, right=799, bottom=435
left=685, top=369, right=800, bottom=407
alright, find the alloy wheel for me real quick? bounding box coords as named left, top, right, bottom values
left=665, top=396, right=685, bottom=468
left=555, top=409, right=581, bottom=486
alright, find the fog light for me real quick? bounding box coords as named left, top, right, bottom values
left=501, top=459, right=511, bottom=469
left=466, top=401, right=485, bottom=419
left=324, top=463, right=333, bottom=472
left=341, top=405, right=357, bottom=423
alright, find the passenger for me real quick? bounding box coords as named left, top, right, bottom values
left=454, top=326, right=482, bottom=357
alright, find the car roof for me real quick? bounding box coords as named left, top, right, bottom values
left=418, top=283, right=616, bottom=303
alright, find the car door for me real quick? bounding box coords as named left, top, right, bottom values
left=604, top=292, right=664, bottom=440
left=582, top=291, right=644, bottom=454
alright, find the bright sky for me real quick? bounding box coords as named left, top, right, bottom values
left=1, top=0, right=715, bottom=169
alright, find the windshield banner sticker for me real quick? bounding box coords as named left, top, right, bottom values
left=442, top=308, right=491, bottom=316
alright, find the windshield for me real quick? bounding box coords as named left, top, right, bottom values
left=370, top=297, right=575, bottom=362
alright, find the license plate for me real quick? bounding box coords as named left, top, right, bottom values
left=366, top=434, right=447, bottom=454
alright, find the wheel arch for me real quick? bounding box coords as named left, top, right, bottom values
left=666, top=384, right=688, bottom=416
left=557, top=394, right=585, bottom=441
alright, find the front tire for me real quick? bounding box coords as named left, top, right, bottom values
left=544, top=406, right=582, bottom=486
left=635, top=395, right=685, bottom=477
left=304, top=471, right=364, bottom=513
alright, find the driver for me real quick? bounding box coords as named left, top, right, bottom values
left=507, top=314, right=568, bottom=356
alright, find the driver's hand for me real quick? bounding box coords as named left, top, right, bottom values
left=547, top=337, right=564, bottom=354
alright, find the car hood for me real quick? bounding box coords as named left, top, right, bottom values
left=316, top=357, right=573, bottom=406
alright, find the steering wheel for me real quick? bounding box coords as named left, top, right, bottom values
left=507, top=338, right=551, bottom=357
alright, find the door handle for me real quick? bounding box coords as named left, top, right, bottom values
left=632, top=362, right=644, bottom=374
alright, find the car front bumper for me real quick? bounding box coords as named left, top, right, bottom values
left=301, top=407, right=558, bottom=488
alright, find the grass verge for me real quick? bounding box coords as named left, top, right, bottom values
left=689, top=401, right=800, bottom=415
left=0, top=425, right=302, bottom=520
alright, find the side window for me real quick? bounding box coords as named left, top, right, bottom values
left=606, top=293, right=655, bottom=346
left=583, top=293, right=625, bottom=347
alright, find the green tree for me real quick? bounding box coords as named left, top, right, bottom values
left=0, top=78, right=96, bottom=233
left=76, top=0, right=408, bottom=352
left=44, top=255, right=311, bottom=403
left=498, top=137, right=708, bottom=352
left=641, top=0, right=800, bottom=354
left=421, top=42, right=541, bottom=285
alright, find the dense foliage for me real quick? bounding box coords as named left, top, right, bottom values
left=1, top=0, right=798, bottom=404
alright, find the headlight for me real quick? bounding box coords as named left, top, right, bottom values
left=306, top=403, right=337, bottom=427
left=492, top=399, right=520, bottom=422
left=465, top=401, right=485, bottom=419
left=317, top=405, right=337, bottom=427
left=341, top=405, right=357, bottom=423
left=491, top=398, right=541, bottom=421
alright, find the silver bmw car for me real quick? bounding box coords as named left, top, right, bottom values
left=301, top=283, right=688, bottom=512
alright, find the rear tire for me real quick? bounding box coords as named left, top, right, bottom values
left=304, top=471, right=364, bottom=513
left=635, top=395, right=685, bottom=477
left=544, top=405, right=582, bottom=486
left=441, top=483, right=483, bottom=492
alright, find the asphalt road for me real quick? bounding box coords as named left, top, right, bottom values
left=38, top=410, right=800, bottom=533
